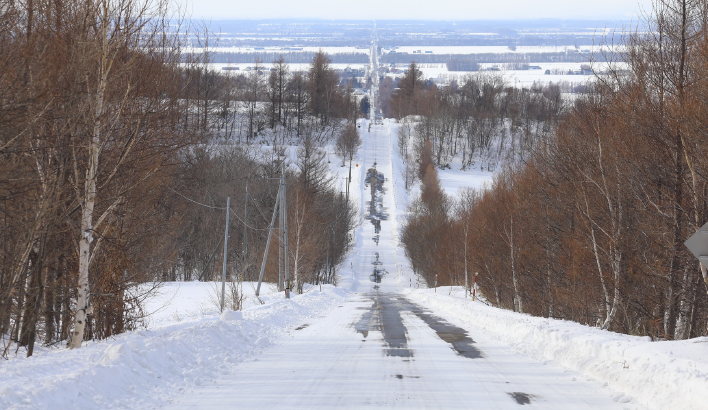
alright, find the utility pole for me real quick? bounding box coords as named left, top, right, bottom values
left=325, top=228, right=330, bottom=285
left=243, top=181, right=248, bottom=281
left=255, top=166, right=290, bottom=299
left=278, top=176, right=284, bottom=292
left=473, top=272, right=479, bottom=301
left=282, top=162, right=290, bottom=299
left=464, top=224, right=468, bottom=298
left=220, top=196, right=230, bottom=312
left=347, top=158, right=352, bottom=203
left=465, top=271, right=468, bottom=299
left=256, top=188, right=281, bottom=297
left=330, top=226, right=335, bottom=283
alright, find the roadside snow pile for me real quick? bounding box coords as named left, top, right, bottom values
left=405, top=288, right=708, bottom=410
left=142, top=280, right=279, bottom=328
left=0, top=285, right=348, bottom=410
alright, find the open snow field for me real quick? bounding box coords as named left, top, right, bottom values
left=210, top=61, right=603, bottom=88
left=2, top=119, right=708, bottom=409
left=199, top=44, right=623, bottom=88
left=390, top=45, right=616, bottom=55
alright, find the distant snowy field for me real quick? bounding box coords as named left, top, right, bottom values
left=197, top=44, right=624, bottom=87
left=200, top=62, right=367, bottom=72
left=188, top=46, right=370, bottom=54
left=390, top=44, right=617, bottom=55
left=209, top=60, right=605, bottom=87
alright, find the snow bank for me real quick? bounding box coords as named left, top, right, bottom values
left=0, top=285, right=348, bottom=410
left=405, top=288, right=708, bottom=410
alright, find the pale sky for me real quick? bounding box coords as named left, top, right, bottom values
left=187, top=0, right=653, bottom=21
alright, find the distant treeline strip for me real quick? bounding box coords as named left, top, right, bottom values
left=194, top=51, right=369, bottom=64
left=189, top=51, right=611, bottom=66
left=380, top=52, right=611, bottom=65
left=214, top=35, right=606, bottom=48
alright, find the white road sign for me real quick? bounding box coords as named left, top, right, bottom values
left=684, top=221, right=708, bottom=266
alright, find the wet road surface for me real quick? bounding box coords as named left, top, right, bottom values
left=355, top=292, right=482, bottom=360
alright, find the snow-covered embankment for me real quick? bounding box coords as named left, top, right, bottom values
left=0, top=285, right=348, bottom=410
left=406, top=288, right=708, bottom=410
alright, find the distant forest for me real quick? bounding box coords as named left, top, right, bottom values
left=380, top=52, right=607, bottom=65
left=205, top=51, right=369, bottom=64
left=205, top=50, right=607, bottom=67
left=214, top=36, right=611, bottom=48
left=208, top=19, right=624, bottom=48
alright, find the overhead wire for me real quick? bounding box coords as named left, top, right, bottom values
left=165, top=186, right=227, bottom=210
left=165, top=185, right=274, bottom=231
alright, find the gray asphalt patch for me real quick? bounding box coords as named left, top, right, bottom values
left=353, top=292, right=484, bottom=359
left=508, top=392, right=533, bottom=405
left=378, top=295, right=413, bottom=357
left=399, top=297, right=484, bottom=359
left=354, top=302, right=377, bottom=338
left=353, top=292, right=413, bottom=357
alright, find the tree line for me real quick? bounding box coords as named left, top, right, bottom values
left=206, top=51, right=369, bottom=64
left=379, top=51, right=612, bottom=66
left=401, top=0, right=708, bottom=340
left=185, top=52, right=362, bottom=145
left=1, top=0, right=359, bottom=356
left=382, top=62, right=565, bottom=175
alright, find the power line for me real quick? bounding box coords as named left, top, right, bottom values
left=165, top=186, right=227, bottom=210
left=229, top=207, right=270, bottom=231
left=165, top=185, right=272, bottom=231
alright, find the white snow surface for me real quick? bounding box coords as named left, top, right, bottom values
left=1, top=119, right=707, bottom=410
left=405, top=288, right=708, bottom=410
left=0, top=284, right=348, bottom=409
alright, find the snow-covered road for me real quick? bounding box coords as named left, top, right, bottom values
left=162, top=121, right=629, bottom=409
left=164, top=291, right=626, bottom=409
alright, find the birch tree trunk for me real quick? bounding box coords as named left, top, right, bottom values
left=510, top=213, right=522, bottom=313
left=292, top=187, right=307, bottom=294
left=70, top=1, right=111, bottom=349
